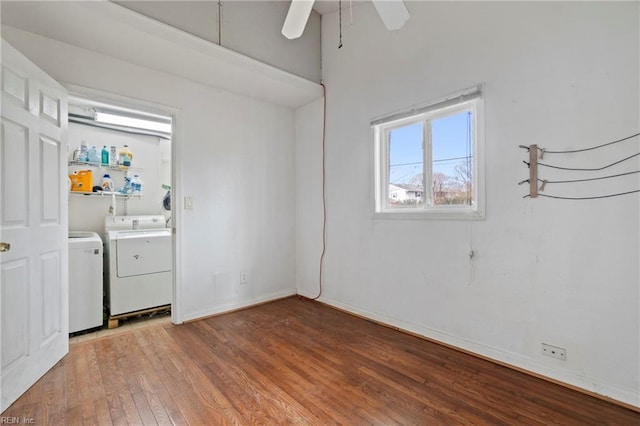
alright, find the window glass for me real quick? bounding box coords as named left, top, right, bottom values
left=388, top=122, right=423, bottom=208
left=432, top=111, right=473, bottom=206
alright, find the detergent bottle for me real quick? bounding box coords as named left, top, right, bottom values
left=118, top=145, right=133, bottom=167
left=101, top=174, right=114, bottom=192
left=101, top=146, right=109, bottom=165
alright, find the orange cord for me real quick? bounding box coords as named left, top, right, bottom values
left=310, top=83, right=327, bottom=301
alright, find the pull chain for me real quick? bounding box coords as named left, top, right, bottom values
left=338, top=0, right=343, bottom=49
left=218, top=1, right=222, bottom=46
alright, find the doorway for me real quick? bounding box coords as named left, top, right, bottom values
left=65, top=91, right=178, bottom=335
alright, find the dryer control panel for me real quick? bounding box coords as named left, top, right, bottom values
left=105, top=215, right=167, bottom=231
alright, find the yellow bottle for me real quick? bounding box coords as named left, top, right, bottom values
left=118, top=145, right=133, bottom=167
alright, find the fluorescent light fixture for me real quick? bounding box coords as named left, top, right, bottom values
left=95, top=112, right=172, bottom=133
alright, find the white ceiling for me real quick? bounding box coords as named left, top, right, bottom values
left=312, top=0, right=366, bottom=15
left=312, top=0, right=341, bottom=15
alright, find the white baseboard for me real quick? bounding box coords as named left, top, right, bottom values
left=181, top=288, right=297, bottom=323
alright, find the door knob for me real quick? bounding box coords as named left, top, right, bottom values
left=0, top=242, right=10, bottom=252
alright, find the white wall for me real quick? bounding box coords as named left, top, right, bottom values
left=113, top=0, right=322, bottom=82
left=67, top=123, right=167, bottom=233
left=2, top=26, right=298, bottom=321
left=296, top=2, right=640, bottom=406
left=295, top=98, right=324, bottom=295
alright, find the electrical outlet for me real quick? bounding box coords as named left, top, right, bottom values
left=240, top=272, right=248, bottom=284
left=541, top=343, right=566, bottom=360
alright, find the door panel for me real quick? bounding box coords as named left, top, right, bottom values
left=0, top=260, right=29, bottom=370
left=40, top=135, right=60, bottom=222
left=40, top=251, right=61, bottom=343
left=1, top=65, right=28, bottom=107
left=0, top=119, right=29, bottom=225
left=0, top=40, right=68, bottom=412
left=39, top=92, right=60, bottom=126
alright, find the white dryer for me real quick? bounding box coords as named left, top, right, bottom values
left=104, top=215, right=172, bottom=316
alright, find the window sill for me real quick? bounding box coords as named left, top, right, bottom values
left=372, top=207, right=485, bottom=221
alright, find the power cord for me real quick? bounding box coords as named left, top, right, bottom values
left=310, top=83, right=327, bottom=301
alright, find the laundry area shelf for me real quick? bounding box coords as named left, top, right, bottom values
left=69, top=191, right=143, bottom=199
left=68, top=160, right=143, bottom=172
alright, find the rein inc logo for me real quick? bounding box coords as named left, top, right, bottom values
left=0, top=417, right=34, bottom=424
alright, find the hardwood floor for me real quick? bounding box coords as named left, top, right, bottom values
left=3, top=296, right=639, bottom=424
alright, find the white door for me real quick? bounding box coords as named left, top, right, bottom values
left=0, top=40, right=68, bottom=412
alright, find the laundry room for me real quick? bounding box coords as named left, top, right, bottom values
left=67, top=96, right=173, bottom=335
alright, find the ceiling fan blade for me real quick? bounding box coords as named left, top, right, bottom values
left=371, top=0, right=410, bottom=31
left=282, top=0, right=315, bottom=40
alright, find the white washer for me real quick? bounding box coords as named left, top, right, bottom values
left=69, top=231, right=103, bottom=333
left=104, top=215, right=172, bottom=316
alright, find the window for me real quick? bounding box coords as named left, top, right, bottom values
left=373, top=87, right=484, bottom=219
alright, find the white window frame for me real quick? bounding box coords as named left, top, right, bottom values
left=373, top=87, right=485, bottom=220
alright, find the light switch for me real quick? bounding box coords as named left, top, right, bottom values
left=184, top=196, right=193, bottom=210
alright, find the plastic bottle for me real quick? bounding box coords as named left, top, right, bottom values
left=88, top=146, right=100, bottom=163
left=120, top=176, right=132, bottom=194
left=131, top=175, right=143, bottom=195
left=101, top=174, right=114, bottom=192
left=101, top=146, right=109, bottom=165
left=78, top=140, right=89, bottom=162
left=118, top=145, right=133, bottom=167
left=109, top=146, right=117, bottom=166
